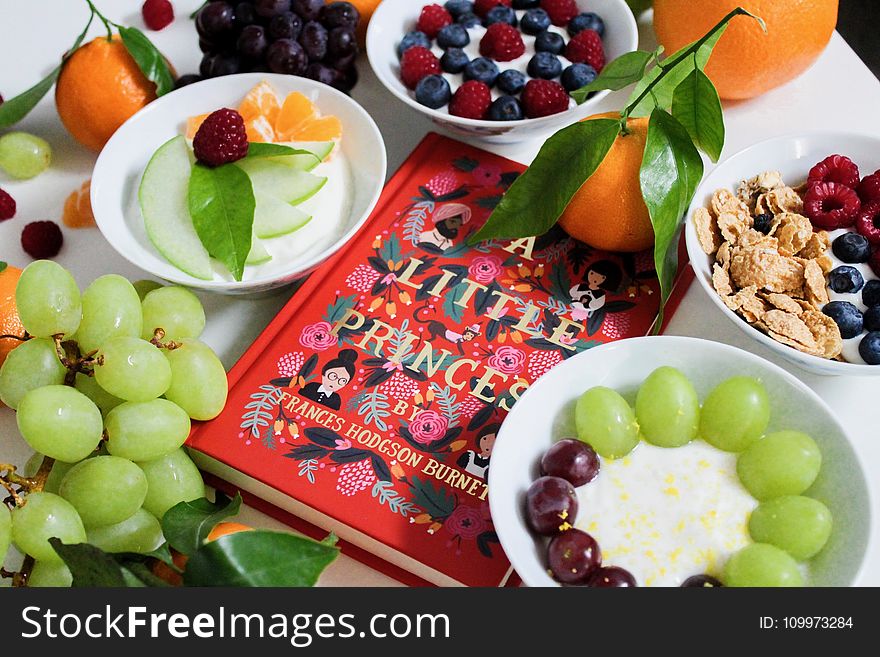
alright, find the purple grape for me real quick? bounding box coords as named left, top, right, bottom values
left=320, top=1, right=360, bottom=29
left=306, top=62, right=344, bottom=88
left=547, top=529, right=601, bottom=584
left=266, top=38, right=308, bottom=75
left=541, top=439, right=600, bottom=487
left=292, top=0, right=323, bottom=20
left=174, top=74, right=202, bottom=89
left=246, top=61, right=271, bottom=73
left=237, top=24, right=268, bottom=59
left=525, top=476, right=578, bottom=536
left=196, top=2, right=236, bottom=39
left=681, top=574, right=723, bottom=588
left=587, top=566, right=637, bottom=587
left=199, top=53, right=216, bottom=77
left=209, top=52, right=243, bottom=77
left=234, top=2, right=257, bottom=29
left=255, top=0, right=291, bottom=19
left=327, top=27, right=357, bottom=59
left=299, top=21, right=328, bottom=60
left=327, top=51, right=357, bottom=71
left=268, top=11, right=303, bottom=40
left=339, top=65, right=358, bottom=92
left=198, top=37, right=217, bottom=53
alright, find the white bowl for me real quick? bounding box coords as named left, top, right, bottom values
left=91, top=73, right=387, bottom=295
left=489, top=337, right=873, bottom=587
left=685, top=132, right=880, bottom=376
left=367, top=0, right=638, bottom=144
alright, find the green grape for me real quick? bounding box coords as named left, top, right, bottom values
left=133, top=279, right=163, bottom=301
left=1, top=504, right=11, bottom=565
left=737, top=431, right=822, bottom=501
left=11, top=492, right=86, bottom=563
left=58, top=456, right=147, bottom=528
left=75, top=275, right=143, bottom=354
left=15, top=260, right=81, bottom=338
left=43, top=459, right=77, bottom=495
left=138, top=448, right=205, bottom=520
left=0, top=132, right=52, bottom=179
left=0, top=337, right=66, bottom=409
left=28, top=560, right=72, bottom=587
left=141, top=286, right=206, bottom=341
left=74, top=372, right=123, bottom=415
left=748, top=495, right=832, bottom=560
left=164, top=340, right=228, bottom=420
left=635, top=366, right=699, bottom=448
left=87, top=509, right=163, bottom=554
left=94, top=336, right=171, bottom=402
left=699, top=377, right=770, bottom=452
left=105, top=399, right=191, bottom=461
left=575, top=386, right=640, bottom=459
left=17, top=385, right=102, bottom=462
left=722, top=543, right=804, bottom=587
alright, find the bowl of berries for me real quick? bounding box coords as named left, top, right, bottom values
left=685, top=132, right=880, bottom=376
left=366, top=0, right=638, bottom=143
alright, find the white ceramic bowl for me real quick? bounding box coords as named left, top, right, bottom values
left=91, top=73, right=387, bottom=295
left=367, top=0, right=638, bottom=144
left=489, top=337, right=873, bottom=587
left=685, top=132, right=880, bottom=376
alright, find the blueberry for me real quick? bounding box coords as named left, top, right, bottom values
left=832, top=232, right=871, bottom=263
left=415, top=75, right=452, bottom=109
left=512, top=0, right=540, bottom=8
left=497, top=69, right=526, bottom=94
left=828, top=266, right=865, bottom=294
left=535, top=30, right=565, bottom=55
left=528, top=51, right=562, bottom=79
left=444, top=0, right=473, bottom=17
left=484, top=5, right=517, bottom=27
left=865, top=306, right=880, bottom=332
left=823, top=301, right=864, bottom=339
left=521, top=8, right=551, bottom=35
left=561, top=63, right=597, bottom=92
left=457, top=11, right=481, bottom=28
left=397, top=30, right=431, bottom=59
left=752, top=213, right=773, bottom=234
left=437, top=23, right=470, bottom=48
left=488, top=95, right=524, bottom=121
left=441, top=47, right=470, bottom=73
left=859, top=332, right=880, bottom=364
left=863, top=279, right=880, bottom=307
left=464, top=56, right=499, bottom=86
left=568, top=12, right=605, bottom=37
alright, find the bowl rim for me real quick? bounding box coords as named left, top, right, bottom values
left=684, top=131, right=880, bottom=375
left=365, top=0, right=639, bottom=131
left=91, top=72, right=388, bottom=291
left=488, top=335, right=875, bottom=587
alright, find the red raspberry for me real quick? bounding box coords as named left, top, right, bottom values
left=449, top=81, right=492, bottom=120
left=400, top=46, right=441, bottom=89
left=858, top=170, right=880, bottom=203
left=21, top=221, right=63, bottom=259
left=0, top=188, right=15, bottom=221
left=566, top=29, right=605, bottom=71
left=142, top=0, right=174, bottom=31
left=856, top=200, right=880, bottom=245
left=479, top=23, right=525, bottom=62
left=474, top=0, right=512, bottom=17
left=521, top=79, right=570, bottom=118
left=541, top=0, right=578, bottom=26
left=808, top=154, right=861, bottom=189
left=192, top=108, right=249, bottom=167
left=417, top=4, right=453, bottom=38
left=803, top=181, right=861, bottom=230
left=870, top=248, right=880, bottom=278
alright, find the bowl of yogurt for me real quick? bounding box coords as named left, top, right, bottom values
left=489, top=336, right=873, bottom=587
left=92, top=73, right=387, bottom=295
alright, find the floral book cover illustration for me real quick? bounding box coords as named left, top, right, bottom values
left=188, top=133, right=691, bottom=587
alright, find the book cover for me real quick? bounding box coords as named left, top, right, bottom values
left=188, top=132, right=692, bottom=587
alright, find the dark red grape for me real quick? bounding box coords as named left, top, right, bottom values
left=234, top=2, right=257, bottom=29
left=681, top=574, right=723, bottom=588
left=209, top=52, right=243, bottom=77
left=320, top=1, right=360, bottom=29
left=299, top=21, right=328, bottom=60
left=587, top=566, right=637, bottom=587
left=306, top=62, right=344, bottom=88
left=255, top=0, right=291, bottom=18
left=541, top=439, right=600, bottom=487
left=292, top=0, right=323, bottom=20
left=174, top=74, right=202, bottom=89
left=198, top=37, right=217, bottom=53
left=327, top=26, right=357, bottom=59
left=327, top=51, right=357, bottom=71
left=196, top=2, right=236, bottom=39
left=237, top=24, right=268, bottom=59
left=246, top=61, right=271, bottom=73
left=199, top=53, right=217, bottom=77
left=339, top=65, right=358, bottom=92
left=547, top=529, right=601, bottom=584
left=268, top=11, right=303, bottom=40
left=525, top=476, right=578, bottom=536
left=266, top=38, right=308, bottom=74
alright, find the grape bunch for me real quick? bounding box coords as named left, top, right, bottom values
left=0, top=261, right=228, bottom=586
left=192, top=0, right=361, bottom=93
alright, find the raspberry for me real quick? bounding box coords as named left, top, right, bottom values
left=21, top=221, right=63, bottom=259
left=192, top=108, right=249, bottom=167
left=0, top=188, right=15, bottom=221
left=856, top=200, right=880, bottom=245
left=448, top=80, right=492, bottom=119
left=808, top=154, right=861, bottom=189
left=479, top=23, right=525, bottom=62
left=417, top=4, right=453, bottom=38
left=521, top=79, right=569, bottom=118
left=803, top=181, right=861, bottom=230
left=566, top=29, right=605, bottom=71
left=474, top=0, right=511, bottom=17
left=142, top=0, right=174, bottom=31
left=541, top=0, right=578, bottom=26
left=858, top=170, right=880, bottom=203
left=400, top=46, right=441, bottom=89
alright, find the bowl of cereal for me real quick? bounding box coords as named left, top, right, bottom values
left=685, top=133, right=880, bottom=376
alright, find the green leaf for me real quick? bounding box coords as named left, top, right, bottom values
left=118, top=26, right=174, bottom=97
left=0, top=262, right=7, bottom=274
left=469, top=118, right=619, bottom=243
left=183, top=530, right=339, bottom=587
left=188, top=163, right=256, bottom=281
left=49, top=539, right=129, bottom=587
left=245, top=143, right=319, bottom=163
left=672, top=67, right=725, bottom=162
left=571, top=50, right=656, bottom=102
left=639, top=108, right=704, bottom=327
left=118, top=561, right=171, bottom=587
left=161, top=492, right=242, bottom=556
left=321, top=533, right=339, bottom=547
left=625, top=0, right=653, bottom=16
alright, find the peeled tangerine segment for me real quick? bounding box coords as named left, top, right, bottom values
left=139, top=136, right=213, bottom=280
left=238, top=79, right=281, bottom=125
left=253, top=193, right=312, bottom=239
left=275, top=91, right=317, bottom=138
left=246, top=238, right=272, bottom=265
left=236, top=158, right=327, bottom=204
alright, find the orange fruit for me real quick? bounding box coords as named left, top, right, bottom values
left=151, top=522, right=253, bottom=586
left=62, top=180, right=95, bottom=229
left=558, top=113, right=653, bottom=253
left=206, top=522, right=254, bottom=541
left=0, top=263, right=25, bottom=368
left=56, top=36, right=159, bottom=151
left=653, top=0, right=838, bottom=100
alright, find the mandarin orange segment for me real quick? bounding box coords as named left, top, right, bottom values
left=186, top=113, right=210, bottom=140
left=293, top=115, right=343, bottom=141
left=238, top=80, right=281, bottom=125
left=62, top=180, right=96, bottom=229
left=274, top=92, right=317, bottom=140
left=245, top=115, right=276, bottom=143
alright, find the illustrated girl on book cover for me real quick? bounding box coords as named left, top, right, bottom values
left=569, top=259, right=623, bottom=321
left=456, top=423, right=500, bottom=481
left=418, top=203, right=472, bottom=253
left=298, top=349, right=358, bottom=411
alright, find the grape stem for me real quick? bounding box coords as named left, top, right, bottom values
left=52, top=334, right=101, bottom=385
left=150, top=328, right=182, bottom=351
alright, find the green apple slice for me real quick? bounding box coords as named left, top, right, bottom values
left=253, top=193, right=312, bottom=239
left=236, top=159, right=327, bottom=205
left=276, top=141, right=335, bottom=171
left=139, top=136, right=213, bottom=280
left=246, top=238, right=272, bottom=266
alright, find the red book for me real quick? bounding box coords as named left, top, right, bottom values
left=188, top=133, right=693, bottom=587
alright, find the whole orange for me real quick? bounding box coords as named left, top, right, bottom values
left=0, top=263, right=25, bottom=369
left=152, top=522, right=253, bottom=586
left=55, top=36, right=158, bottom=152
left=653, top=0, right=838, bottom=100
left=558, top=113, right=654, bottom=253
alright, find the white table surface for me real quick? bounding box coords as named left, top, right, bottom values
left=1, top=0, right=878, bottom=587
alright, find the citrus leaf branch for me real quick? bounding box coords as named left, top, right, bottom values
left=117, top=25, right=175, bottom=97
